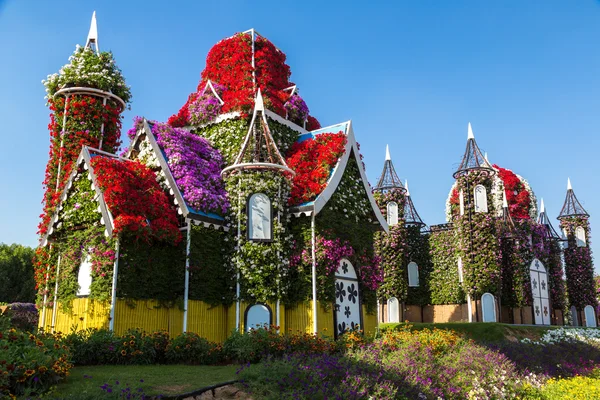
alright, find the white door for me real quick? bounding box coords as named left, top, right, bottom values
left=530, top=259, right=551, bottom=325
left=335, top=259, right=361, bottom=336
left=387, top=297, right=400, bottom=323
left=481, top=293, right=497, bottom=322
left=585, top=305, right=597, bottom=327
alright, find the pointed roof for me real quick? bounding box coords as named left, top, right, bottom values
left=453, top=122, right=495, bottom=178
left=404, top=180, right=426, bottom=227
left=127, top=119, right=227, bottom=228
left=537, top=198, right=562, bottom=240
left=222, top=90, right=294, bottom=176
left=289, top=120, right=389, bottom=232
left=373, top=145, right=405, bottom=193
left=558, top=178, right=589, bottom=219
left=85, top=11, right=99, bottom=54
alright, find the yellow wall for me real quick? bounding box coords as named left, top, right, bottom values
left=41, top=298, right=377, bottom=342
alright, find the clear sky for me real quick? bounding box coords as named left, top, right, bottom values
left=0, top=1, right=598, bottom=268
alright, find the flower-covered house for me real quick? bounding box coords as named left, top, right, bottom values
left=36, top=17, right=387, bottom=339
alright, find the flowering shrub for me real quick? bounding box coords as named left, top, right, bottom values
left=0, top=323, right=72, bottom=397
left=90, top=157, right=181, bottom=244
left=165, top=332, right=223, bottom=365
left=1, top=303, right=38, bottom=333
left=493, top=164, right=534, bottom=219
left=188, top=82, right=226, bottom=126
left=561, top=218, right=596, bottom=309
left=43, top=45, right=132, bottom=103
left=150, top=122, right=229, bottom=214
left=429, top=228, right=464, bottom=304
left=283, top=94, right=309, bottom=124
left=286, top=132, right=347, bottom=204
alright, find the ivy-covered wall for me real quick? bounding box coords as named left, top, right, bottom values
left=429, top=228, right=464, bottom=304
left=561, top=217, right=596, bottom=309
left=406, top=227, right=432, bottom=306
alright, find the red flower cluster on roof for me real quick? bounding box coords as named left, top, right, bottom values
left=286, top=132, right=347, bottom=205
left=493, top=164, right=532, bottom=219
left=39, top=96, right=122, bottom=236
left=168, top=33, right=320, bottom=128
left=90, top=157, right=182, bottom=245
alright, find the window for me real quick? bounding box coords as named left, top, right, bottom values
left=457, top=257, right=463, bottom=283
left=245, top=304, right=271, bottom=332
left=481, top=293, right=497, bottom=322
left=387, top=297, right=400, bottom=323
left=77, top=252, right=93, bottom=296
left=387, top=202, right=398, bottom=226
left=248, top=193, right=272, bottom=240
left=408, top=262, right=419, bottom=287
left=474, top=185, right=488, bottom=213
left=576, top=227, right=586, bottom=247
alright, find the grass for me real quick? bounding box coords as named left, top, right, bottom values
left=45, top=364, right=239, bottom=399
left=379, top=322, right=559, bottom=342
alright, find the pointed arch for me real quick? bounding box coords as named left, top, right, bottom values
left=576, top=226, right=587, bottom=247
left=474, top=185, right=488, bottom=213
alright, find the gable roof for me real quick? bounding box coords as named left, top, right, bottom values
left=128, top=119, right=228, bottom=229
left=291, top=121, right=389, bottom=232
left=41, top=147, right=122, bottom=247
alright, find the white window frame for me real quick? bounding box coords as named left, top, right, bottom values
left=408, top=262, right=419, bottom=287
left=474, top=184, right=488, bottom=213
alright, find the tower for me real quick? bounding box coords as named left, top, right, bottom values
left=373, top=146, right=408, bottom=316
left=453, top=123, right=499, bottom=321
left=35, top=12, right=131, bottom=321
left=558, top=179, right=596, bottom=323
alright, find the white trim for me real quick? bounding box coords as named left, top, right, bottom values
left=264, top=109, right=307, bottom=134
left=222, top=162, right=295, bottom=176
left=313, top=121, right=389, bottom=232
left=200, top=80, right=225, bottom=105
left=54, top=87, right=126, bottom=110
left=183, top=219, right=191, bottom=332
left=108, top=239, right=120, bottom=331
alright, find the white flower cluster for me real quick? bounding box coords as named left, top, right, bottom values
left=521, top=327, right=600, bottom=345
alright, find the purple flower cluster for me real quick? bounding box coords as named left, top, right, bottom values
left=126, top=116, right=145, bottom=141
left=151, top=122, right=229, bottom=214
left=284, top=94, right=309, bottom=123
left=188, top=83, right=226, bottom=125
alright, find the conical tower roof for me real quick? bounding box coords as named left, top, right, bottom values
left=453, top=123, right=495, bottom=178
left=374, top=145, right=405, bottom=193
left=501, top=190, right=516, bottom=234
left=404, top=180, right=425, bottom=227
left=558, top=178, right=589, bottom=219
left=537, top=198, right=562, bottom=240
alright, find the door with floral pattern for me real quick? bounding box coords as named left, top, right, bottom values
left=335, top=258, right=361, bottom=337
left=530, top=258, right=551, bottom=325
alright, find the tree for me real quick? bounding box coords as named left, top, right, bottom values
left=0, top=243, right=36, bottom=303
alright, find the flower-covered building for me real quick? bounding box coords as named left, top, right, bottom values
left=36, top=14, right=596, bottom=339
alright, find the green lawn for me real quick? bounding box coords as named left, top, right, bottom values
left=45, top=364, right=239, bottom=399
left=379, top=322, right=558, bottom=342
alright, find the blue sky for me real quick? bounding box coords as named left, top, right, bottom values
left=0, top=1, right=598, bottom=268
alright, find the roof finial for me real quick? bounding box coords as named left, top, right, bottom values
left=255, top=88, right=265, bottom=112
left=502, top=190, right=508, bottom=208
left=540, top=198, right=545, bottom=213
left=567, top=177, right=572, bottom=191
left=405, top=180, right=410, bottom=196
left=85, top=11, right=99, bottom=54
left=467, top=122, right=475, bottom=139
left=385, top=144, right=391, bottom=161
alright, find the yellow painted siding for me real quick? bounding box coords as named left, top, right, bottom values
left=284, top=301, right=334, bottom=337
left=39, top=298, right=110, bottom=334
left=186, top=301, right=228, bottom=343
left=113, top=299, right=183, bottom=337
left=361, top=306, right=378, bottom=336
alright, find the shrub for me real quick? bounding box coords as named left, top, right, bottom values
left=165, top=332, right=223, bottom=364
left=0, top=326, right=71, bottom=397
left=2, top=303, right=38, bottom=333
left=540, top=369, right=600, bottom=399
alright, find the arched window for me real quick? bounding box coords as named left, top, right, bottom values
left=248, top=193, right=272, bottom=241
left=387, top=297, right=400, bottom=323
left=576, top=227, right=586, bottom=247
left=459, top=190, right=465, bottom=216
left=457, top=257, right=464, bottom=283
left=584, top=305, right=597, bottom=328
left=387, top=202, right=398, bottom=226
left=474, top=185, right=488, bottom=213
left=408, top=262, right=419, bottom=287
left=77, top=252, right=93, bottom=296
left=481, top=293, right=497, bottom=322
left=245, top=304, right=272, bottom=332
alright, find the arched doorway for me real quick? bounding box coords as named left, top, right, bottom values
left=335, top=258, right=362, bottom=337
left=584, top=305, right=597, bottom=328
left=481, top=293, right=497, bottom=322
left=530, top=259, right=550, bottom=325
left=387, top=297, right=400, bottom=323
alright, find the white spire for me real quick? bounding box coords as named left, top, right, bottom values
left=85, top=11, right=99, bottom=54
left=467, top=122, right=474, bottom=139
left=385, top=144, right=391, bottom=161
left=540, top=198, right=545, bottom=213
left=567, top=177, right=572, bottom=191
left=484, top=152, right=489, bottom=162
left=502, top=190, right=508, bottom=208
left=405, top=180, right=410, bottom=196
left=254, top=88, right=265, bottom=112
